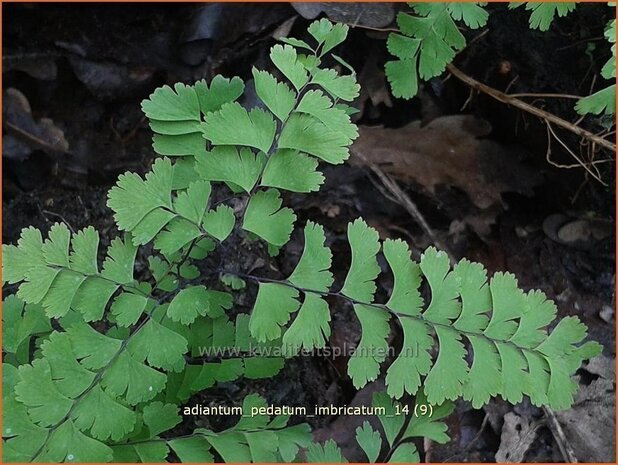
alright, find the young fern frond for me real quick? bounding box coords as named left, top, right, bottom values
left=249, top=219, right=602, bottom=410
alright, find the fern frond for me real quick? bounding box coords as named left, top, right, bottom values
left=373, top=389, right=453, bottom=461
left=576, top=84, right=617, bottom=116
left=308, top=18, right=349, bottom=56
left=355, top=422, right=381, bottom=463
left=509, top=2, right=576, bottom=31
left=341, top=218, right=381, bottom=302
left=261, top=149, right=325, bottom=193
left=278, top=113, right=353, bottom=164
left=307, top=439, right=347, bottom=462
left=9, top=323, right=167, bottom=459
left=202, top=103, right=277, bottom=154
left=248, top=221, right=333, bottom=352
left=296, top=90, right=358, bottom=142
left=165, top=314, right=285, bottom=403
left=248, top=219, right=601, bottom=410
left=108, top=159, right=238, bottom=251
left=2, top=225, right=143, bottom=322
left=253, top=69, right=296, bottom=121
left=386, top=2, right=488, bottom=99
left=142, top=76, right=244, bottom=158
left=195, top=146, right=265, bottom=193
left=270, top=44, right=309, bottom=91
left=281, top=222, right=333, bottom=352
left=2, top=17, right=603, bottom=464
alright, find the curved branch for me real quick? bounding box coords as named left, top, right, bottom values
left=446, top=63, right=616, bottom=154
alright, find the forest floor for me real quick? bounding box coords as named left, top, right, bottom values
left=3, top=3, right=615, bottom=462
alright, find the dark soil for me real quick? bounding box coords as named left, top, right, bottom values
left=3, top=3, right=615, bottom=463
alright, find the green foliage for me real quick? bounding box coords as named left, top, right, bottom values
left=385, top=2, right=488, bottom=98
left=195, top=395, right=312, bottom=462
left=386, top=1, right=615, bottom=120
left=508, top=4, right=616, bottom=115
left=308, top=391, right=453, bottom=463
left=509, top=2, right=576, bottom=31
left=253, top=220, right=601, bottom=409
left=307, top=439, right=347, bottom=462
left=576, top=19, right=616, bottom=115
left=2, top=19, right=356, bottom=463
left=1, top=18, right=601, bottom=464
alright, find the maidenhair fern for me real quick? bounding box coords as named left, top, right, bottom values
left=387, top=2, right=615, bottom=117
left=508, top=2, right=576, bottom=31
left=385, top=2, right=489, bottom=99
left=509, top=3, right=616, bottom=116
left=2, top=18, right=601, bottom=463
left=257, top=218, right=601, bottom=410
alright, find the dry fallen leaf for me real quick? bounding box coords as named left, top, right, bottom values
left=352, top=115, right=541, bottom=210
left=495, top=412, right=541, bottom=462
left=555, top=355, right=616, bottom=462
left=358, top=52, right=393, bottom=110
left=4, top=53, right=58, bottom=80
left=3, top=87, right=69, bottom=159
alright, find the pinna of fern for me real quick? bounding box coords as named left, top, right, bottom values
left=1, top=17, right=603, bottom=464
left=245, top=218, right=602, bottom=410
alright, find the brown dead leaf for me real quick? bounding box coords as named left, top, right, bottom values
left=358, top=52, right=392, bottom=110
left=3, top=53, right=58, bottom=80
left=352, top=115, right=540, bottom=210
left=3, top=88, right=69, bottom=159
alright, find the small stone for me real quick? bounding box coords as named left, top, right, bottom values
left=599, top=305, right=614, bottom=323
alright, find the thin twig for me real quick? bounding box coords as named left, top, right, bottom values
left=543, top=406, right=578, bottom=462
left=337, top=20, right=399, bottom=33
left=546, top=122, right=606, bottom=185
left=466, top=29, right=490, bottom=49
left=5, top=121, right=69, bottom=155
left=446, top=63, right=616, bottom=154
left=41, top=210, right=76, bottom=233
left=507, top=92, right=583, bottom=100
left=504, top=74, right=520, bottom=94
left=353, top=150, right=455, bottom=264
